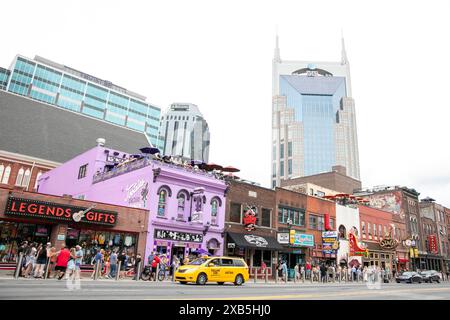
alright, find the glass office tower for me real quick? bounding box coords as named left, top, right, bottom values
left=2, top=55, right=162, bottom=149
left=0, top=67, right=10, bottom=90
left=272, top=37, right=360, bottom=188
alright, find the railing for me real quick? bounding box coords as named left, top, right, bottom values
left=92, top=158, right=224, bottom=184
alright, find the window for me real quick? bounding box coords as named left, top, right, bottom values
left=368, top=222, right=372, bottom=236
left=309, top=215, right=318, bottom=230
left=177, top=193, right=186, bottom=219
left=0, top=165, right=4, bottom=182
left=230, top=203, right=241, bottom=223
left=288, top=159, right=292, bottom=175
left=34, top=171, right=43, bottom=190
left=157, top=189, right=167, bottom=217
left=288, top=141, right=292, bottom=157
left=210, top=198, right=219, bottom=225
left=330, top=218, right=335, bottom=230
left=379, top=225, right=382, bottom=239
left=280, top=143, right=284, bottom=159
left=278, top=207, right=304, bottom=226
left=220, top=258, right=234, bottom=266
left=384, top=225, right=387, bottom=236
left=373, top=224, right=377, bottom=238
left=261, top=208, right=271, bottom=227
left=361, top=221, right=366, bottom=237
left=22, top=169, right=31, bottom=187
left=280, top=161, right=284, bottom=177
left=78, top=164, right=88, bottom=179
left=1, top=166, right=11, bottom=184
left=15, top=168, right=24, bottom=186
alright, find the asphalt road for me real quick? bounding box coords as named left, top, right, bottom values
left=1, top=278, right=449, bottom=300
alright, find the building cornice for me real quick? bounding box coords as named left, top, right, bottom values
left=0, top=150, right=60, bottom=168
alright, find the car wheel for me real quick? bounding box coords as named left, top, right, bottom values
left=234, top=274, right=244, bottom=286
left=217, top=282, right=224, bottom=285
left=196, top=273, right=207, bottom=285
left=180, top=281, right=187, bottom=285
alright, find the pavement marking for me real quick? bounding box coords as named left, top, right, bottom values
left=163, top=287, right=450, bottom=300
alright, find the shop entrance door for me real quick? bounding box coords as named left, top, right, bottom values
left=172, top=246, right=185, bottom=264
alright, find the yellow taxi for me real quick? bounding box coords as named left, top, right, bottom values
left=174, top=256, right=249, bottom=285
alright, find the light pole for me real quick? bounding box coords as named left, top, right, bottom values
left=286, top=218, right=292, bottom=281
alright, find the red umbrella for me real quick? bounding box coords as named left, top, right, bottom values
left=221, top=166, right=240, bottom=173
left=204, top=163, right=223, bottom=171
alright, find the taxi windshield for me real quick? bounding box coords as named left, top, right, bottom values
left=188, top=258, right=209, bottom=265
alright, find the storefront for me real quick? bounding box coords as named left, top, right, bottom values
left=362, top=242, right=394, bottom=271
left=278, top=230, right=315, bottom=278
left=418, top=254, right=444, bottom=271
left=226, top=232, right=282, bottom=277
left=0, top=188, right=148, bottom=267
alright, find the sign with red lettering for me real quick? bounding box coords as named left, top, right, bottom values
left=428, top=235, right=438, bottom=253
left=5, top=197, right=117, bottom=226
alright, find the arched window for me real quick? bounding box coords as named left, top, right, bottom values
left=157, top=189, right=167, bottom=217
left=210, top=197, right=222, bottom=225
left=34, top=171, right=43, bottom=190
left=0, top=165, right=4, bottom=182
left=1, top=166, right=11, bottom=184
left=15, top=168, right=24, bottom=186
left=177, top=193, right=186, bottom=219
left=22, top=169, right=31, bottom=187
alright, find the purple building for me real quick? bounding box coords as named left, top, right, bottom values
left=37, top=141, right=227, bottom=263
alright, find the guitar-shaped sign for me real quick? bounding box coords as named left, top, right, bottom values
left=72, top=204, right=96, bottom=222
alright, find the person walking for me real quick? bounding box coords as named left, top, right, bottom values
left=281, top=261, right=288, bottom=282
left=65, top=248, right=77, bottom=281
left=305, top=261, right=312, bottom=280
left=147, top=251, right=155, bottom=266
left=47, top=246, right=57, bottom=278
left=34, top=243, right=47, bottom=278
left=118, top=251, right=128, bottom=279
left=55, top=244, right=70, bottom=280
left=74, top=245, right=84, bottom=281
left=171, top=255, right=180, bottom=276
left=300, top=265, right=305, bottom=280
left=294, top=263, right=300, bottom=281
left=22, top=245, right=37, bottom=278
left=351, top=265, right=357, bottom=281
left=320, top=264, right=327, bottom=283
left=151, top=253, right=160, bottom=281
left=108, top=250, right=118, bottom=279
left=91, top=249, right=104, bottom=279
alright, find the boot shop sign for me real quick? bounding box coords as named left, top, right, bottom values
left=243, top=205, right=257, bottom=231
left=5, top=197, right=117, bottom=226
left=155, top=229, right=203, bottom=243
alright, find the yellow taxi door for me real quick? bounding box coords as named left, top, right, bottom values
left=219, top=258, right=236, bottom=282
left=207, top=258, right=221, bottom=282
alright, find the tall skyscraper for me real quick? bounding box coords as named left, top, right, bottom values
left=159, top=103, right=210, bottom=162
left=0, top=55, right=162, bottom=149
left=271, top=35, right=360, bottom=189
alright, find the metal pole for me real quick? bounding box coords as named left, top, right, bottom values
left=171, top=263, right=176, bottom=282
left=254, top=267, right=257, bottom=283
left=14, top=253, right=24, bottom=279
left=155, top=263, right=160, bottom=282
left=265, top=268, right=268, bottom=283
left=136, top=261, right=142, bottom=281
left=275, top=267, right=278, bottom=283
left=284, top=269, right=287, bottom=284
left=115, top=261, right=121, bottom=281
left=43, top=257, right=50, bottom=279
left=293, top=269, right=297, bottom=283
left=94, top=261, right=100, bottom=280
left=302, top=270, right=305, bottom=283
left=311, top=270, right=313, bottom=284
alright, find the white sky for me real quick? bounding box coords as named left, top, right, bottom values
left=1, top=0, right=449, bottom=207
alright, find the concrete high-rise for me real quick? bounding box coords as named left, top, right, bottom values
left=0, top=55, right=162, bottom=149
left=272, top=35, right=360, bottom=188
left=159, top=103, right=210, bottom=162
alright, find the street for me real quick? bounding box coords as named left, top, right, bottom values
left=0, top=278, right=449, bottom=300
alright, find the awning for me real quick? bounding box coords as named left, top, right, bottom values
left=227, top=232, right=284, bottom=250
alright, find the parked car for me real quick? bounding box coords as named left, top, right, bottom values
left=419, top=270, right=441, bottom=283
left=395, top=271, right=423, bottom=283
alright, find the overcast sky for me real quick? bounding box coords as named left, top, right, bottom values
left=1, top=0, right=449, bottom=207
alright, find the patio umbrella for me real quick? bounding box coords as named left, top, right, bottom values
left=139, top=147, right=160, bottom=154
left=204, top=163, right=223, bottom=171
left=221, top=166, right=240, bottom=173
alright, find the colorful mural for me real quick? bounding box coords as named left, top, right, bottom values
left=368, top=192, right=401, bottom=215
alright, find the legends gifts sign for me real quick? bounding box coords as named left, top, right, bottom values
left=5, top=197, right=117, bottom=226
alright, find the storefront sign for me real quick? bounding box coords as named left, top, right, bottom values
left=191, top=187, right=205, bottom=223
left=322, top=231, right=338, bottom=254
left=5, top=197, right=117, bottom=226
left=57, top=234, right=66, bottom=241
left=379, top=235, right=398, bottom=250
left=289, top=230, right=314, bottom=247
left=244, top=235, right=268, bottom=247
left=154, top=229, right=203, bottom=243
left=428, top=235, right=438, bottom=253
left=349, top=231, right=368, bottom=256
left=227, top=243, right=236, bottom=249
left=243, top=205, right=257, bottom=231
left=125, top=179, right=149, bottom=208
left=277, top=232, right=290, bottom=244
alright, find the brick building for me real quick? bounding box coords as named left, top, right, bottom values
left=0, top=186, right=149, bottom=269
left=275, top=188, right=336, bottom=273
left=359, top=205, right=395, bottom=271
left=224, top=180, right=282, bottom=278
left=280, top=165, right=362, bottom=195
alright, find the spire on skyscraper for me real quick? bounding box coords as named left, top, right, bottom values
left=274, top=27, right=281, bottom=63
left=341, top=30, right=348, bottom=65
